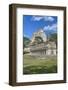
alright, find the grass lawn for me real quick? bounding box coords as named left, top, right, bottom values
left=23, top=54, right=57, bottom=74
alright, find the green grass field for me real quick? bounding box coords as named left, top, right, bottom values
left=23, top=55, right=57, bottom=74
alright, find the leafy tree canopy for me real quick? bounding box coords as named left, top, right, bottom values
left=23, top=37, right=31, bottom=48
left=49, top=33, right=57, bottom=46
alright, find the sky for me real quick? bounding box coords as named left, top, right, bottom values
left=23, top=15, right=57, bottom=39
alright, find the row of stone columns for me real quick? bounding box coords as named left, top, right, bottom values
left=30, top=48, right=57, bottom=56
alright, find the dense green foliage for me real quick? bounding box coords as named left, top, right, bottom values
left=49, top=33, right=57, bottom=42
left=23, top=37, right=31, bottom=48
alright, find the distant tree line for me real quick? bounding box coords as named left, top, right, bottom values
left=23, top=37, right=31, bottom=49
left=49, top=33, right=57, bottom=47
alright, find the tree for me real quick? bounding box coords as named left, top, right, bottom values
left=23, top=37, right=31, bottom=48
left=49, top=33, right=57, bottom=47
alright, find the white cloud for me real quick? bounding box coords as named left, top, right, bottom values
left=44, top=16, right=54, bottom=21
left=43, top=23, right=57, bottom=31
left=31, top=16, right=43, bottom=21
left=31, top=16, right=55, bottom=21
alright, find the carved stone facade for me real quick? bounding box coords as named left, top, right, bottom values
left=25, top=29, right=57, bottom=56
left=29, top=41, right=57, bottom=56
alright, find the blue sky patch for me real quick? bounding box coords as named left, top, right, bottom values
left=23, top=15, right=57, bottom=39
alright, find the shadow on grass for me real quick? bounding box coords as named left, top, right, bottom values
left=23, top=65, right=57, bottom=74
